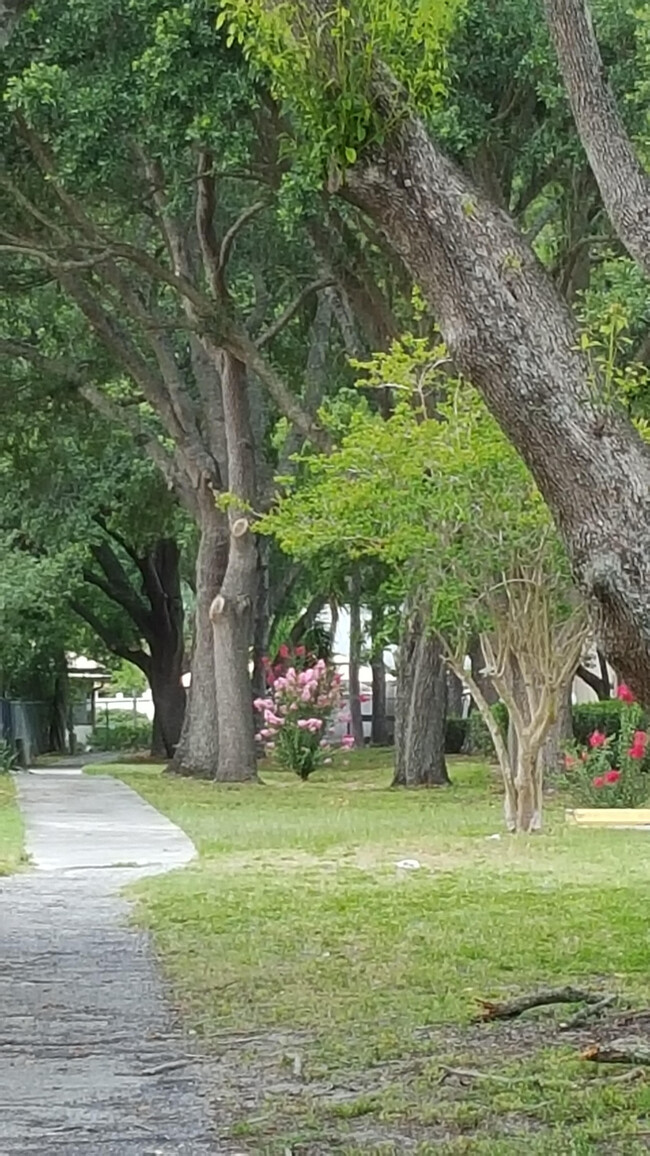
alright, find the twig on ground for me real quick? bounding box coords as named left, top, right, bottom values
left=582, top=1038, right=650, bottom=1066
left=560, top=994, right=617, bottom=1030
left=475, top=987, right=606, bottom=1022
left=438, top=1065, right=521, bottom=1085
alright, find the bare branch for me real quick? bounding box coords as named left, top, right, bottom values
left=218, top=200, right=267, bottom=283
left=257, top=277, right=333, bottom=349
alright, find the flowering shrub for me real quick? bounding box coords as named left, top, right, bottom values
left=563, top=684, right=650, bottom=807
left=255, top=648, right=352, bottom=779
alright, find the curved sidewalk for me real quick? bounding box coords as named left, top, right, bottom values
left=0, top=770, right=232, bottom=1155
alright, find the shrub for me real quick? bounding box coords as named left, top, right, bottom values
left=571, top=699, right=633, bottom=745
left=0, top=740, right=17, bottom=773
left=89, top=709, right=152, bottom=752
left=256, top=648, right=348, bottom=779
left=563, top=685, right=650, bottom=808
left=445, top=717, right=467, bottom=754
left=465, top=701, right=509, bottom=758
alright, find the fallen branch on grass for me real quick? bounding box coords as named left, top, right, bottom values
left=475, top=987, right=606, bottom=1022
left=582, top=1038, right=650, bottom=1066
left=560, top=995, right=617, bottom=1031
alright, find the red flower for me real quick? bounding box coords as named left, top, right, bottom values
left=617, top=683, right=636, bottom=704
left=592, top=775, right=606, bottom=788
left=604, top=770, right=621, bottom=784
left=295, top=646, right=306, bottom=657
left=589, top=730, right=607, bottom=749
left=278, top=644, right=290, bottom=660
left=564, top=755, right=576, bottom=770
left=628, top=730, right=648, bottom=760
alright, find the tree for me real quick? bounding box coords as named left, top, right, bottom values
left=0, top=0, right=349, bottom=778
left=0, top=377, right=189, bottom=756
left=228, top=0, right=650, bottom=708
left=262, top=347, right=589, bottom=829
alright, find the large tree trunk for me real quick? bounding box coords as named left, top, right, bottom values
left=170, top=496, right=227, bottom=778
left=393, top=607, right=450, bottom=787
left=209, top=352, right=259, bottom=784
left=326, top=57, right=650, bottom=706
left=543, top=0, right=650, bottom=278
left=348, top=566, right=365, bottom=749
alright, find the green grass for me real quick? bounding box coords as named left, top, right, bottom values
left=91, top=753, right=650, bottom=1154
left=0, top=773, right=25, bottom=874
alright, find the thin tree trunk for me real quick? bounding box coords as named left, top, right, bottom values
left=538, top=678, right=574, bottom=782
left=143, top=539, right=186, bottom=759
left=348, top=566, right=365, bottom=749
left=370, top=606, right=389, bottom=745
left=170, top=495, right=227, bottom=778
left=49, top=652, right=68, bottom=754
left=209, top=351, right=259, bottom=783
left=468, top=635, right=498, bottom=708
left=515, top=750, right=543, bottom=833
left=393, top=607, right=450, bottom=787
left=252, top=537, right=271, bottom=704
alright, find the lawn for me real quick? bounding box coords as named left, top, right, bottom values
left=0, top=773, right=25, bottom=874
left=94, top=753, right=650, bottom=1154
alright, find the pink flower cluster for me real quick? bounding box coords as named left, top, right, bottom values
left=254, top=650, right=353, bottom=778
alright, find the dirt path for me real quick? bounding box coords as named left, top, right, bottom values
left=0, top=770, right=237, bottom=1155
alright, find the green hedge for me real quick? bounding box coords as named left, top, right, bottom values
left=571, top=699, right=636, bottom=745
left=445, top=717, right=467, bottom=754
left=89, top=709, right=152, bottom=752
left=463, top=698, right=647, bottom=759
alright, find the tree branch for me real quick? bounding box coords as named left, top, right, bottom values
left=257, top=277, right=333, bottom=349
left=543, top=0, right=650, bottom=276
left=69, top=597, right=151, bottom=676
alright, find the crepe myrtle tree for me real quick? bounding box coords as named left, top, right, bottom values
left=261, top=338, right=589, bottom=830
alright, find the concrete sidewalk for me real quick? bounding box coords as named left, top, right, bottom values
left=18, top=771, right=196, bottom=874
left=0, top=771, right=232, bottom=1155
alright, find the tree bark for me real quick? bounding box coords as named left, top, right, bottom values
left=170, top=494, right=227, bottom=778
left=49, top=652, right=69, bottom=754
left=543, top=0, right=650, bottom=277
left=394, top=607, right=450, bottom=787
left=348, top=566, right=365, bottom=749
left=209, top=351, right=259, bottom=783
left=142, top=539, right=186, bottom=759
left=538, top=677, right=574, bottom=781
left=446, top=667, right=464, bottom=717
left=338, top=108, right=650, bottom=706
